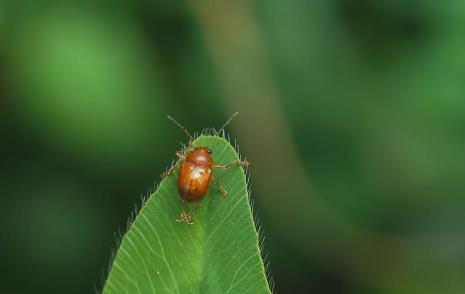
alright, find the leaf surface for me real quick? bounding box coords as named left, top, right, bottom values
left=103, top=135, right=270, bottom=293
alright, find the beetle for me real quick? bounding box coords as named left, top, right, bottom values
left=163, top=112, right=249, bottom=224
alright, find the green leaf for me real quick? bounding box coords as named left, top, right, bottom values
left=103, top=135, right=271, bottom=293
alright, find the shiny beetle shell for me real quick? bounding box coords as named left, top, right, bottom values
left=177, top=147, right=213, bottom=202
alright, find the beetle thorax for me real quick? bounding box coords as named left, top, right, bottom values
left=186, top=147, right=213, bottom=167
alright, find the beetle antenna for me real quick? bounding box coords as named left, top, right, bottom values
left=167, top=115, right=193, bottom=140
left=219, top=112, right=239, bottom=133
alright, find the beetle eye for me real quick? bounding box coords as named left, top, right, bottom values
left=207, top=148, right=212, bottom=154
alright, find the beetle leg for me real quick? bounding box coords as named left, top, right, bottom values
left=176, top=210, right=193, bottom=224
left=161, top=149, right=189, bottom=178
left=177, top=141, right=196, bottom=158
left=161, top=160, right=181, bottom=178
left=212, top=159, right=250, bottom=169
left=211, top=176, right=228, bottom=197
left=175, top=151, right=187, bottom=160
left=161, top=164, right=177, bottom=178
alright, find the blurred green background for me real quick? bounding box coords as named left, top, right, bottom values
left=1, top=1, right=465, bottom=293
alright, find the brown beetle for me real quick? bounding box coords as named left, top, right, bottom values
left=163, top=112, right=249, bottom=224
